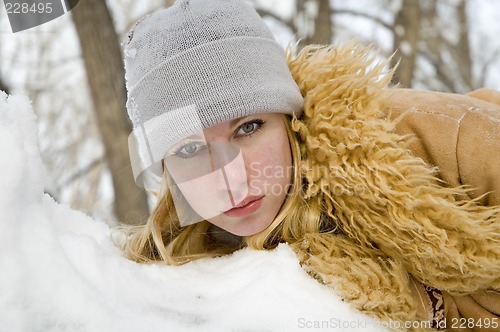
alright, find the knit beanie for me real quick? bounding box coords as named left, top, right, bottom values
left=124, top=0, right=304, bottom=189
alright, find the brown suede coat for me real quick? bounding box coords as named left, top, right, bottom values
left=384, top=88, right=500, bottom=331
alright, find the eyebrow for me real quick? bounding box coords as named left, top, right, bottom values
left=229, top=116, right=249, bottom=129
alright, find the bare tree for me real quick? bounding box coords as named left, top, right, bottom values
left=330, top=0, right=478, bottom=92
left=254, top=0, right=333, bottom=48
left=454, top=0, right=473, bottom=87
left=295, top=0, right=333, bottom=46
left=71, top=0, right=149, bottom=224
left=418, top=0, right=474, bottom=92
left=390, top=0, right=421, bottom=88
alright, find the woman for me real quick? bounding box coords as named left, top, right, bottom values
left=122, top=0, right=500, bottom=330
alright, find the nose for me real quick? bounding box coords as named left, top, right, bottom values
left=210, top=142, right=248, bottom=206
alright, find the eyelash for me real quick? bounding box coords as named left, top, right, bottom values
left=234, top=119, right=265, bottom=138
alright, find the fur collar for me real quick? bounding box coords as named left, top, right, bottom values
left=287, top=43, right=500, bottom=321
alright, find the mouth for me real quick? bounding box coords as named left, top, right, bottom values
left=223, top=195, right=264, bottom=218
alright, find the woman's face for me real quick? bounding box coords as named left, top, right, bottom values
left=164, top=113, right=292, bottom=236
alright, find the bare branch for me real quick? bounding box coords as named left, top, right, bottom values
left=418, top=51, right=457, bottom=92
left=478, top=48, right=500, bottom=88
left=333, top=9, right=393, bottom=31
left=58, top=156, right=105, bottom=190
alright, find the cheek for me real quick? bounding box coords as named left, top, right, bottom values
left=246, top=136, right=292, bottom=192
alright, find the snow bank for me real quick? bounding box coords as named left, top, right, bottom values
left=0, top=92, right=387, bottom=331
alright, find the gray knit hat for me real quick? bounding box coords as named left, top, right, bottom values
left=125, top=0, right=304, bottom=189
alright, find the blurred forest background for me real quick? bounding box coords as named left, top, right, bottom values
left=1, top=0, right=499, bottom=225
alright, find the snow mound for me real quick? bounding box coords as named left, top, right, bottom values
left=0, top=93, right=387, bottom=331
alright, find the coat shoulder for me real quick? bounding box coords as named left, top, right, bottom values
left=381, top=88, right=500, bottom=205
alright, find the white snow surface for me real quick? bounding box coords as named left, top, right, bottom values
left=0, top=93, right=388, bottom=332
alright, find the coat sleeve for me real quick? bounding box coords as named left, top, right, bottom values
left=383, top=88, right=500, bottom=331
left=384, top=88, right=500, bottom=206
left=461, top=88, right=500, bottom=206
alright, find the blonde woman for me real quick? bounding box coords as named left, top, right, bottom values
left=122, top=0, right=500, bottom=330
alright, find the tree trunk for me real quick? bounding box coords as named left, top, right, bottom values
left=295, top=0, right=333, bottom=47
left=391, top=0, right=421, bottom=87
left=418, top=0, right=474, bottom=92
left=455, top=0, right=473, bottom=89
left=71, top=0, right=149, bottom=224
left=308, top=0, right=333, bottom=45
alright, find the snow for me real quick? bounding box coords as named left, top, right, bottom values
left=0, top=93, right=388, bottom=331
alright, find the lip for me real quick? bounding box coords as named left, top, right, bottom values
left=223, top=196, right=264, bottom=218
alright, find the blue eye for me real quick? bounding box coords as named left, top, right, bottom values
left=175, top=142, right=207, bottom=159
left=236, top=119, right=264, bottom=137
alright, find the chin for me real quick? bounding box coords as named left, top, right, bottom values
left=223, top=225, right=266, bottom=237
left=214, top=218, right=273, bottom=237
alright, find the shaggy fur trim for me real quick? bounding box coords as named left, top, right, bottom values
left=287, top=43, right=500, bottom=322
left=291, top=234, right=419, bottom=324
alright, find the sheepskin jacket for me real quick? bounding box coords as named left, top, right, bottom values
left=386, top=88, right=500, bottom=207
left=287, top=44, right=500, bottom=330
left=385, top=88, right=500, bottom=330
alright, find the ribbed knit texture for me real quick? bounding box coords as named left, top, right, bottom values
left=124, top=0, right=303, bottom=188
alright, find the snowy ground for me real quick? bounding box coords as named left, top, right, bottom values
left=0, top=93, right=388, bottom=331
